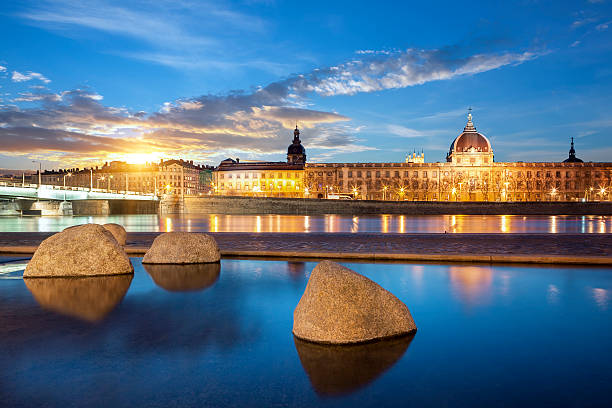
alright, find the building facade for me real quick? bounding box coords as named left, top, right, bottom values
left=41, top=159, right=214, bottom=196
left=214, top=114, right=612, bottom=201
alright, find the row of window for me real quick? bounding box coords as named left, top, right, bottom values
left=218, top=172, right=300, bottom=180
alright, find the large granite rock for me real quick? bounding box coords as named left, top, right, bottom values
left=103, top=223, right=127, bottom=246
left=142, top=232, right=220, bottom=264
left=294, top=334, right=414, bottom=396
left=293, top=260, right=417, bottom=344
left=24, top=224, right=133, bottom=277
left=143, top=263, right=220, bottom=292
left=24, top=275, right=133, bottom=322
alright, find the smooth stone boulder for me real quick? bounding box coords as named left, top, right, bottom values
left=142, top=232, right=220, bottom=264
left=24, top=224, right=133, bottom=277
left=293, top=260, right=417, bottom=344
left=24, top=275, right=133, bottom=322
left=143, top=263, right=220, bottom=292
left=103, top=223, right=127, bottom=246
left=294, top=334, right=414, bottom=396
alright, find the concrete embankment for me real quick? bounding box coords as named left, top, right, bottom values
left=2, top=232, right=611, bottom=266
left=161, top=196, right=612, bottom=215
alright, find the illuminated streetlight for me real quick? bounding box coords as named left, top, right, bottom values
left=63, top=172, right=72, bottom=201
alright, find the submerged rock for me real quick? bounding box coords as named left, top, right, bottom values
left=24, top=274, right=133, bottom=322
left=293, top=260, right=416, bottom=344
left=25, top=224, right=133, bottom=277
left=294, top=334, right=414, bottom=396
left=142, top=232, right=220, bottom=264
left=103, top=223, right=127, bottom=246
left=144, top=263, right=220, bottom=292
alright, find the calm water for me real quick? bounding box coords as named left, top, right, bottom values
left=1, top=258, right=611, bottom=407
left=1, top=214, right=611, bottom=233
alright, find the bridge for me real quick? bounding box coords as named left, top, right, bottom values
left=0, top=182, right=158, bottom=201
left=0, top=182, right=159, bottom=216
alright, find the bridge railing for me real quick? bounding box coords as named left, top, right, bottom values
left=0, top=181, right=158, bottom=197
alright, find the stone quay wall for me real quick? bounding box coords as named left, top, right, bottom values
left=72, top=199, right=158, bottom=215
left=162, top=196, right=612, bottom=215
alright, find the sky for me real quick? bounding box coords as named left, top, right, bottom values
left=1, top=0, right=611, bottom=170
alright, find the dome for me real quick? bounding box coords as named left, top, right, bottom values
left=288, top=143, right=306, bottom=155
left=448, top=113, right=492, bottom=154
left=450, top=132, right=491, bottom=153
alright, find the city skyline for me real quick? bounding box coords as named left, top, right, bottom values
left=1, top=0, right=612, bottom=170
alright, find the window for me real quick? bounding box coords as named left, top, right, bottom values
left=404, top=171, right=409, bottom=177
left=433, top=171, right=437, bottom=177
left=484, top=158, right=489, bottom=163
left=423, top=171, right=428, bottom=178
left=394, top=171, right=400, bottom=177
left=566, top=171, right=570, bottom=178
left=220, top=174, right=224, bottom=179
left=339, top=172, right=343, bottom=178
left=357, top=171, right=362, bottom=178
left=555, top=171, right=560, bottom=178
left=366, top=171, right=371, bottom=177
left=385, top=171, right=390, bottom=177
left=457, top=158, right=461, bottom=163
left=413, top=171, right=418, bottom=178
left=348, top=171, right=353, bottom=178
left=376, top=171, right=380, bottom=177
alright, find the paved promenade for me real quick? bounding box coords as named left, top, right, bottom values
left=1, top=232, right=611, bottom=265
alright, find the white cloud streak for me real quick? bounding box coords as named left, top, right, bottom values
left=288, top=49, right=541, bottom=97
left=11, top=71, right=51, bottom=83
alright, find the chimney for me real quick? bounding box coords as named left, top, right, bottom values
left=236, top=158, right=240, bottom=163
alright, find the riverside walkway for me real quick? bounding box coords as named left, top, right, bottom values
left=1, top=232, right=611, bottom=265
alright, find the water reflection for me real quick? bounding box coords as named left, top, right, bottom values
left=294, top=334, right=414, bottom=397
left=1, top=214, right=612, bottom=233
left=143, top=263, right=220, bottom=292
left=24, top=275, right=132, bottom=322
left=449, top=266, right=493, bottom=307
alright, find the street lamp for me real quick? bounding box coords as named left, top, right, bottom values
left=504, top=182, right=510, bottom=201
left=352, top=187, right=358, bottom=199
left=63, top=172, right=72, bottom=201
left=32, top=160, right=42, bottom=187
left=382, top=185, right=388, bottom=201
left=451, top=187, right=457, bottom=201
left=97, top=176, right=105, bottom=190
left=551, top=187, right=557, bottom=201
left=399, top=187, right=405, bottom=201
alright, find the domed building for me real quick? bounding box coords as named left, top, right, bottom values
left=287, top=126, right=306, bottom=164
left=446, top=113, right=494, bottom=165
left=563, top=137, right=583, bottom=163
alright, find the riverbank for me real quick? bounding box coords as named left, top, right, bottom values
left=2, top=232, right=611, bottom=265
left=162, top=196, right=612, bottom=215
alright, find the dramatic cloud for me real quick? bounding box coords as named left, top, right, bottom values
left=0, top=46, right=541, bottom=166
left=286, top=49, right=540, bottom=96
left=11, top=71, right=51, bottom=83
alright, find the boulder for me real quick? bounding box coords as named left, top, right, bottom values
left=143, top=263, right=220, bottom=292
left=103, top=223, right=127, bottom=246
left=142, top=232, right=220, bottom=264
left=24, top=224, right=133, bottom=277
left=293, top=260, right=416, bottom=344
left=294, top=334, right=414, bottom=396
left=24, top=275, right=133, bottom=322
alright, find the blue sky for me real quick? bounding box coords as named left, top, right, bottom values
left=0, top=0, right=611, bottom=170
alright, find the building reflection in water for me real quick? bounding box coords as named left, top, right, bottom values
left=143, top=263, right=220, bottom=292
left=592, top=288, right=609, bottom=311
left=135, top=214, right=612, bottom=234
left=294, top=334, right=414, bottom=397
left=287, top=262, right=306, bottom=279
left=24, top=275, right=133, bottom=322
left=547, top=284, right=560, bottom=304
left=351, top=216, right=359, bottom=233
left=449, top=266, right=493, bottom=307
